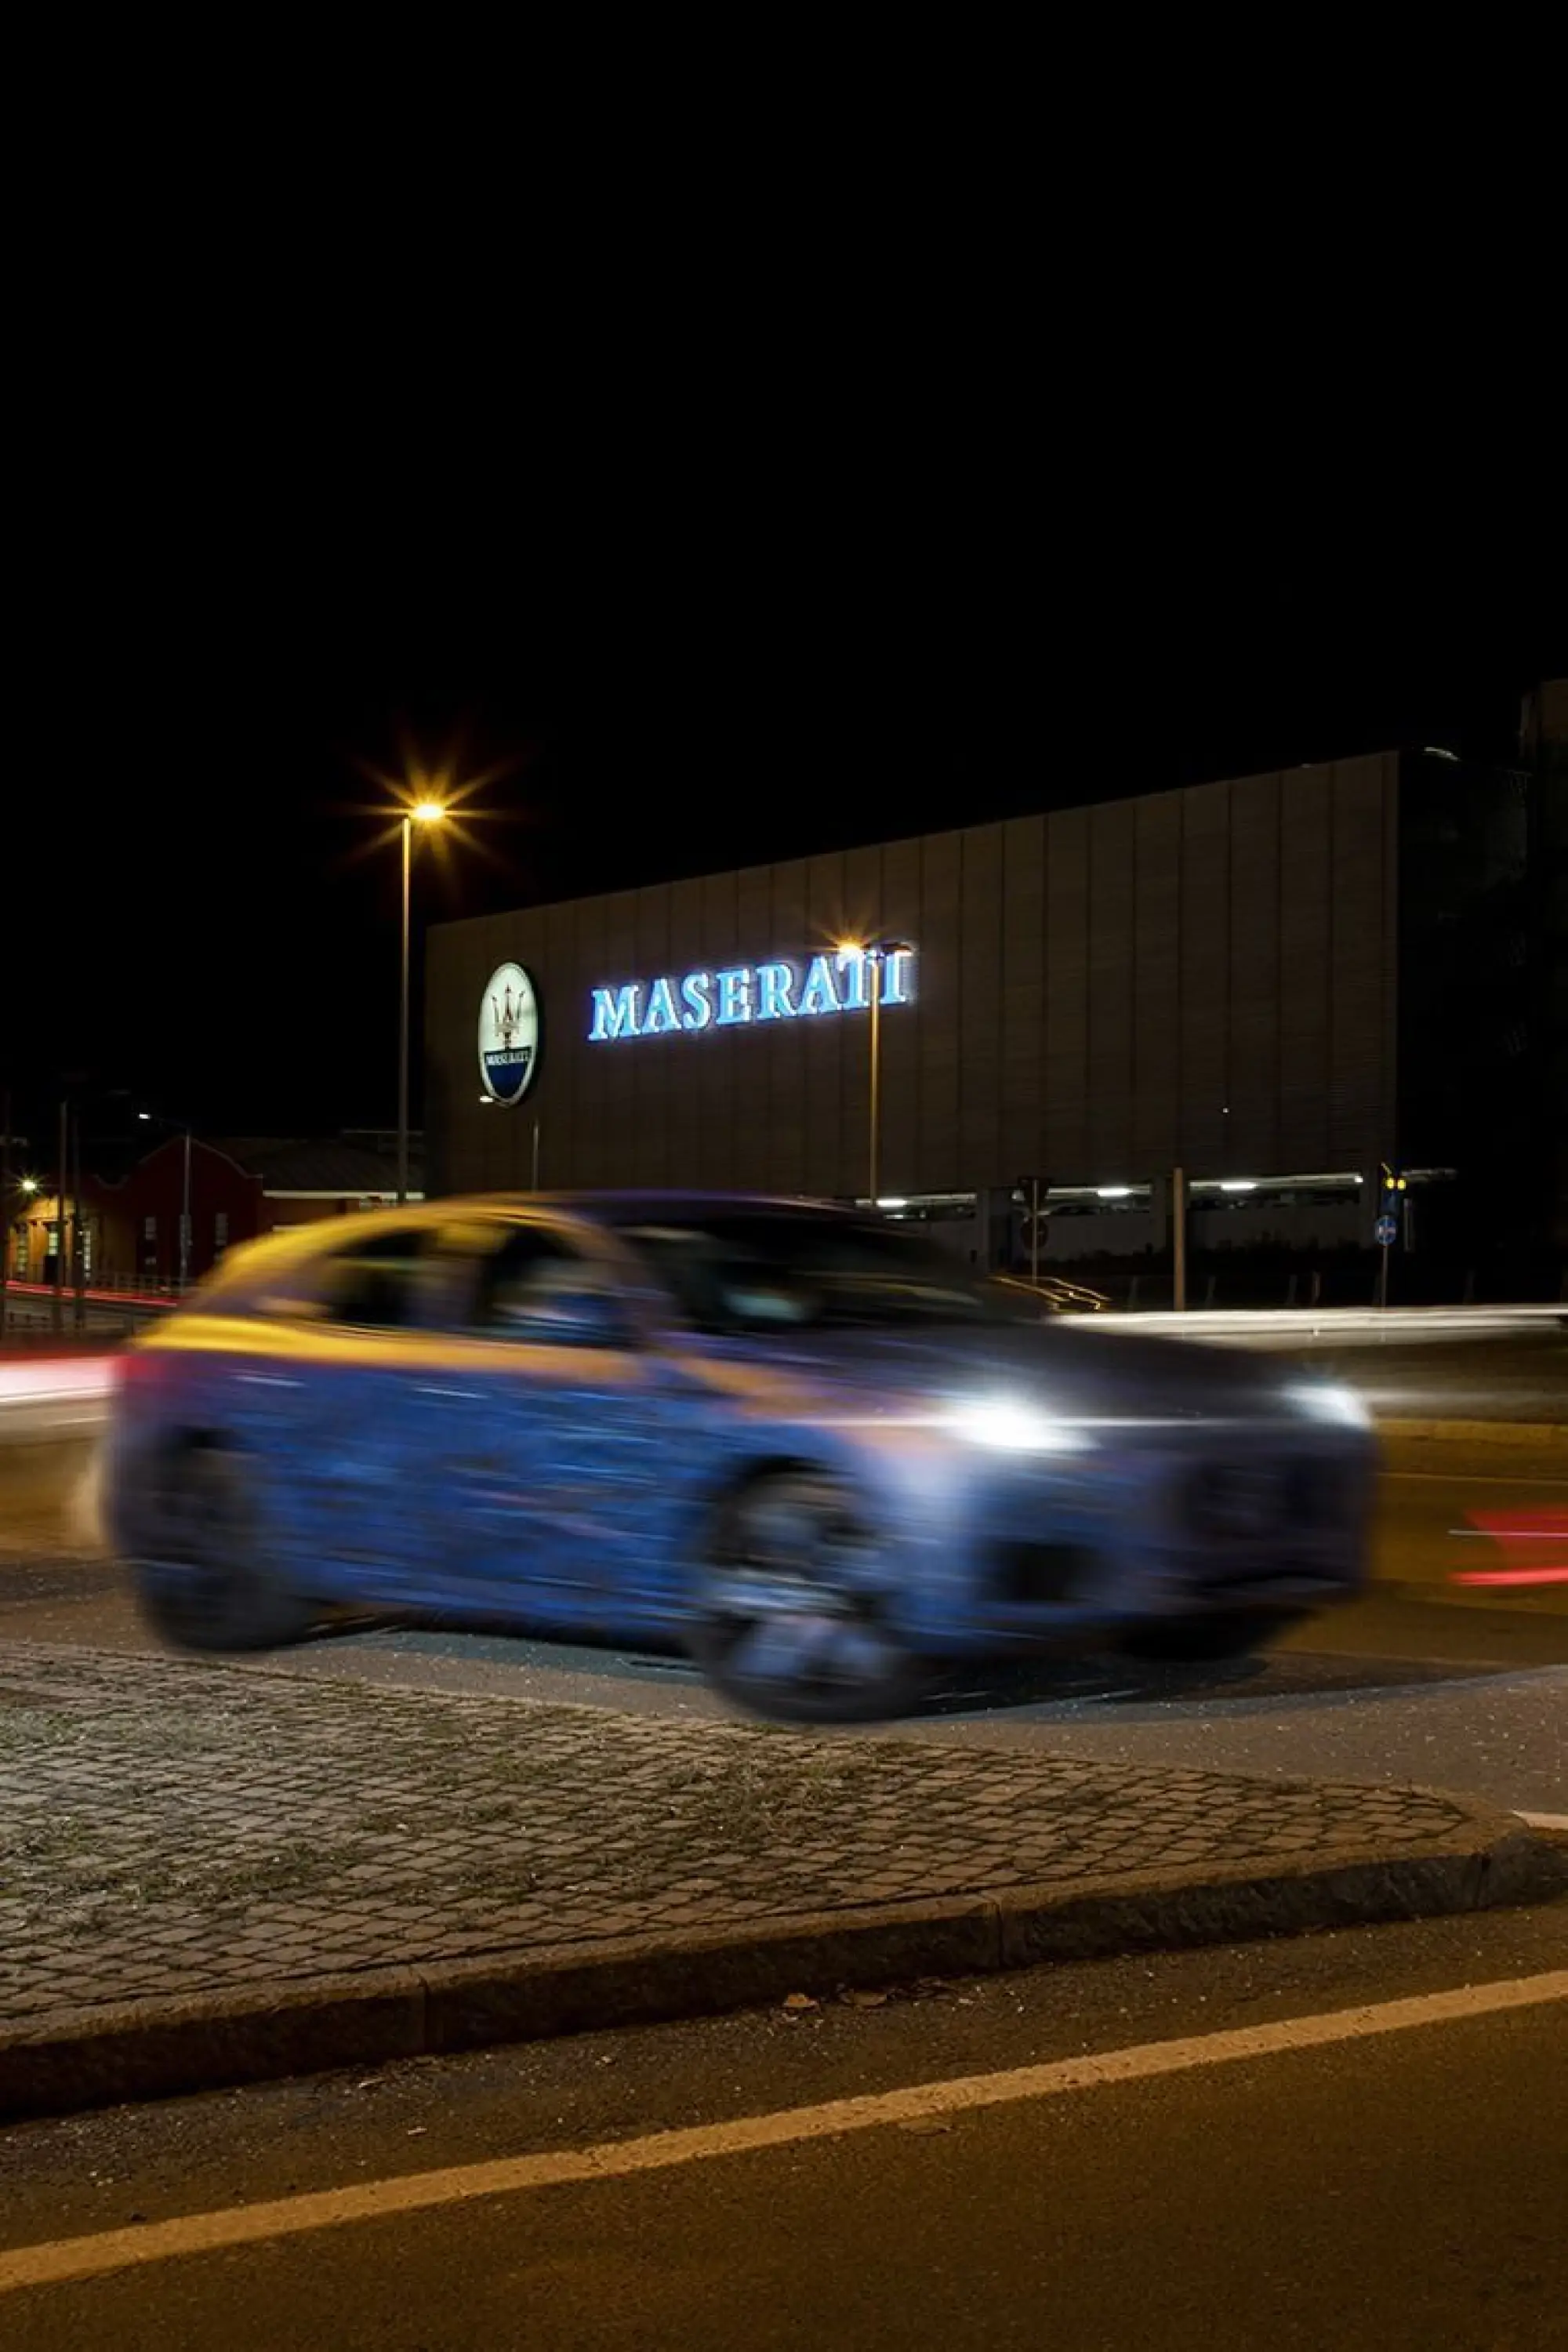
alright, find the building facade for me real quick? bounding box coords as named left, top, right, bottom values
left=425, top=708, right=1563, bottom=1288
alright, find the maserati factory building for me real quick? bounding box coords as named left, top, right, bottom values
left=425, top=724, right=1561, bottom=1286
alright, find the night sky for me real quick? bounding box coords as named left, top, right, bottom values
left=4, top=494, right=1559, bottom=1160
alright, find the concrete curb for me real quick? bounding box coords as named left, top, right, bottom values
left=2, top=1809, right=1560, bottom=2125
left=1380, top=1417, right=1566, bottom=1450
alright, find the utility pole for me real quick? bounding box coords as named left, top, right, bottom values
left=180, top=1124, right=193, bottom=1290
left=1172, top=1165, right=1188, bottom=1311
left=71, top=1105, right=85, bottom=1331
left=0, top=1087, right=11, bottom=1342
left=1376, top=1163, right=1406, bottom=1311
left=53, top=1098, right=67, bottom=1337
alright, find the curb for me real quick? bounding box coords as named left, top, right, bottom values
left=1378, top=1417, right=1566, bottom=1451
left=2, top=1813, right=1561, bottom=2125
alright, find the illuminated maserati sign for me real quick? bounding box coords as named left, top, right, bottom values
left=588, top=946, right=916, bottom=1042
left=478, top=963, right=541, bottom=1102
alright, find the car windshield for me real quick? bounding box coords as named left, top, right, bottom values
left=612, top=1210, right=1042, bottom=1335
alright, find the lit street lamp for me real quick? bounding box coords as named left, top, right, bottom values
left=399, top=802, right=446, bottom=1204
left=838, top=938, right=913, bottom=1206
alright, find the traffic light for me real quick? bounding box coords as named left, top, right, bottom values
left=1377, top=1163, right=1410, bottom=1252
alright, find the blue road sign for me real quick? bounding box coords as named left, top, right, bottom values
left=1374, top=1214, right=1399, bottom=1247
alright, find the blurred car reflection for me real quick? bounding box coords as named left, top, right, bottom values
left=992, top=1272, right=1110, bottom=1313
left=102, top=1194, right=1377, bottom=1724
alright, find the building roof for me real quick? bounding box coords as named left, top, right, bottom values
left=209, top=1137, right=422, bottom=1197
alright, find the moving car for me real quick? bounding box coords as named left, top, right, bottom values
left=102, top=1192, right=1378, bottom=1723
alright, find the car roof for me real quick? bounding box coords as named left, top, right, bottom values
left=468, top=1191, right=860, bottom=1222
left=187, top=1192, right=869, bottom=1296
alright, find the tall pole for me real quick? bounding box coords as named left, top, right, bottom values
left=1172, top=1164, right=1187, bottom=1312
left=866, top=953, right=882, bottom=1206
left=53, top=1098, right=67, bottom=1336
left=1, top=1086, right=11, bottom=1340
left=397, top=815, right=411, bottom=1207
left=1029, top=1177, right=1041, bottom=1288
left=71, top=1105, right=85, bottom=1330
left=180, top=1126, right=192, bottom=1291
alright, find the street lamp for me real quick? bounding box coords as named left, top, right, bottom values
left=399, top=802, right=446, bottom=1203
left=837, top=938, right=913, bottom=1206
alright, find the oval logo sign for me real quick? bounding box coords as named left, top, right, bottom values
left=478, top=963, right=540, bottom=1104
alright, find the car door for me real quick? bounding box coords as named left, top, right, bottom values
left=259, top=1218, right=460, bottom=1600
left=411, top=1211, right=676, bottom=1631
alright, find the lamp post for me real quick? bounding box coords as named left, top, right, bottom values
left=398, top=802, right=446, bottom=1205
left=398, top=801, right=446, bottom=1206
left=839, top=938, right=913, bottom=1207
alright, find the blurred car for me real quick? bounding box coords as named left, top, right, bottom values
left=102, top=1193, right=1377, bottom=1724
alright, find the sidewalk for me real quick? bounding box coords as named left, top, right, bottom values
left=1, top=1643, right=1559, bottom=2121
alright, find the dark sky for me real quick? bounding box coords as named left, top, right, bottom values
left=4, top=477, right=1561, bottom=1157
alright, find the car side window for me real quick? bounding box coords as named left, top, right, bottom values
left=452, top=1224, right=631, bottom=1348
left=292, top=1229, right=434, bottom=1331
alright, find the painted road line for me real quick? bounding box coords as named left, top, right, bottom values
left=2, top=1970, right=1565, bottom=2297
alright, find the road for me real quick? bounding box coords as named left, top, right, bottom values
left=2, top=1897, right=1565, bottom=2348
left=1106, top=1319, right=1568, bottom=1426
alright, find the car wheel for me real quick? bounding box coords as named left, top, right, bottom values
left=1120, top=1607, right=1304, bottom=1665
left=689, top=1469, right=927, bottom=1726
left=132, top=1443, right=315, bottom=1653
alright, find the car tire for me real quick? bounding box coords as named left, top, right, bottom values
left=132, top=1442, right=316, bottom=1654
left=1119, top=1607, right=1304, bottom=1666
left=688, top=1469, right=927, bottom=1726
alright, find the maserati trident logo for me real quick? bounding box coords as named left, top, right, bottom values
left=478, top=963, right=540, bottom=1104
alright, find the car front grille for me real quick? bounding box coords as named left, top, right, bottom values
left=1178, top=1458, right=1355, bottom=1547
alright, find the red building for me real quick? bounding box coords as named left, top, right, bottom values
left=4, top=1134, right=423, bottom=1294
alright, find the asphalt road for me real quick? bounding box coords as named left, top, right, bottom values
left=2, top=1898, right=1565, bottom=2350
left=1262, top=1327, right=1567, bottom=1425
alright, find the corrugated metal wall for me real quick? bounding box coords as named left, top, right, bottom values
left=427, top=753, right=1400, bottom=1199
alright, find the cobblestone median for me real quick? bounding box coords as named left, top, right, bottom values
left=0, top=1645, right=1479, bottom=2025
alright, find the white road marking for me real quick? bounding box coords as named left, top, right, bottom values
left=2, top=1969, right=1565, bottom=2296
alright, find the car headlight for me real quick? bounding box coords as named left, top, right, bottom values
left=1288, top=1381, right=1372, bottom=1431
left=944, top=1396, right=1090, bottom=1453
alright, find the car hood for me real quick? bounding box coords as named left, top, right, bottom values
left=705, top=1319, right=1329, bottom=1427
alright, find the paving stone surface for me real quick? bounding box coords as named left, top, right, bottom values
left=0, top=1643, right=1480, bottom=2023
